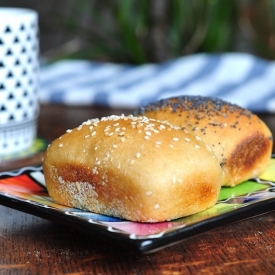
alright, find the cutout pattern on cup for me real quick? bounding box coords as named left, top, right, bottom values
left=0, top=9, right=39, bottom=155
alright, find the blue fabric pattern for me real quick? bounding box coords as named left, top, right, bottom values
left=39, top=53, right=275, bottom=112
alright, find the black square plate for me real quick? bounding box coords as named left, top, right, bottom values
left=0, top=157, right=275, bottom=254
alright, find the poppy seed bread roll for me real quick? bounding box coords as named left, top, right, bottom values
left=135, top=96, right=273, bottom=187
left=43, top=114, right=222, bottom=222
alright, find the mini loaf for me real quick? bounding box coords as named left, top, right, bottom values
left=135, top=96, right=273, bottom=187
left=43, top=114, right=222, bottom=222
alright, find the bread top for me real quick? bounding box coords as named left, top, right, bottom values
left=135, top=96, right=273, bottom=186
left=43, top=114, right=222, bottom=222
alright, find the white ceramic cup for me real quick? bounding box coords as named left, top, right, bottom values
left=0, top=8, right=39, bottom=156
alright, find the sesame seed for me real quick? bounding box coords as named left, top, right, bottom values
left=91, top=131, right=96, bottom=136
left=113, top=123, right=119, bottom=127
left=58, top=144, right=63, bottom=148
left=170, top=144, right=174, bottom=148
left=130, top=159, right=135, bottom=165
left=144, top=135, right=150, bottom=140
left=118, top=132, right=125, bottom=136
left=195, top=145, right=200, bottom=149
left=89, top=126, right=93, bottom=130
left=145, top=131, right=151, bottom=136
left=154, top=204, right=160, bottom=209
left=83, top=120, right=92, bottom=125
left=155, top=141, right=162, bottom=145
left=113, top=144, right=118, bottom=148
left=173, top=137, right=179, bottom=141
left=58, top=176, right=64, bottom=184
left=138, top=130, right=142, bottom=134
left=121, top=137, right=125, bottom=142
left=195, top=136, right=201, bottom=140
left=136, top=152, right=141, bottom=158
left=146, top=191, right=152, bottom=196
left=92, top=167, right=98, bottom=174
left=85, top=135, right=90, bottom=138
left=94, top=146, right=98, bottom=150
left=115, top=127, right=120, bottom=132
left=95, top=160, right=101, bottom=165
left=172, top=177, right=176, bottom=184
left=185, top=138, right=190, bottom=142
left=66, top=129, right=72, bottom=133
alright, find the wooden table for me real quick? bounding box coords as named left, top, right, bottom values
left=1, top=104, right=275, bottom=275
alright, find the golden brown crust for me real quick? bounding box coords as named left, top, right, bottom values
left=43, top=114, right=222, bottom=222
left=135, top=96, right=273, bottom=186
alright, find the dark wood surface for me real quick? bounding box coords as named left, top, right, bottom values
left=1, top=104, right=275, bottom=275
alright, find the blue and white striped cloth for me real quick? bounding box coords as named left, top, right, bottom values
left=39, top=53, right=275, bottom=112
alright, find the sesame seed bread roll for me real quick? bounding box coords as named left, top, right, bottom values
left=43, top=114, right=222, bottom=223
left=135, top=96, right=273, bottom=187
